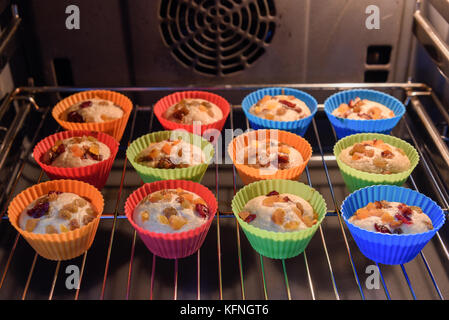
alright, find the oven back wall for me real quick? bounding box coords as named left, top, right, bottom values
left=24, top=0, right=416, bottom=87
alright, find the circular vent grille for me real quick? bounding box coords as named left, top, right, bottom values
left=159, top=0, right=276, bottom=76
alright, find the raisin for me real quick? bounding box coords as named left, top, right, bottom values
left=163, top=207, right=178, bottom=218
left=79, top=101, right=92, bottom=109
left=156, top=158, right=175, bottom=169
left=266, top=191, right=280, bottom=196
left=279, top=100, right=296, bottom=108
left=395, top=213, right=412, bottom=225
left=244, top=214, right=256, bottom=223
left=27, top=201, right=50, bottom=219
left=67, top=111, right=84, bottom=123
left=393, top=228, right=403, bottom=234
left=278, top=155, right=289, bottom=164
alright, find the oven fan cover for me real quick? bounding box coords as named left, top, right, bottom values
left=159, top=0, right=277, bottom=76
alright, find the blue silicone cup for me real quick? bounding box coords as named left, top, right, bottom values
left=341, top=185, right=445, bottom=265
left=324, top=89, right=406, bottom=139
left=241, top=87, right=318, bottom=137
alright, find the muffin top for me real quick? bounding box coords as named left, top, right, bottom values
left=249, top=95, right=311, bottom=121
left=41, top=135, right=110, bottom=168
left=339, top=139, right=411, bottom=174
left=135, top=139, right=205, bottom=169
left=348, top=201, right=433, bottom=234
left=19, top=191, right=97, bottom=234
left=62, top=98, right=124, bottom=123
left=163, top=98, right=223, bottom=125
left=237, top=139, right=303, bottom=172
left=332, top=97, right=395, bottom=120
left=238, top=190, right=318, bottom=232
left=133, top=188, right=209, bottom=233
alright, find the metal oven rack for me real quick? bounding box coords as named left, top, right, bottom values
left=0, top=83, right=448, bottom=300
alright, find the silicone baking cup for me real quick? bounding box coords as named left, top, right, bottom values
left=33, top=130, right=119, bottom=190
left=341, top=185, right=445, bottom=265
left=324, top=89, right=406, bottom=139
left=231, top=179, right=327, bottom=259
left=125, top=180, right=218, bottom=259
left=52, top=90, right=133, bottom=141
left=127, top=130, right=214, bottom=183
left=333, top=133, right=419, bottom=192
left=241, top=87, right=318, bottom=136
left=228, top=129, right=312, bottom=185
left=7, top=179, right=104, bottom=261
left=153, top=91, right=230, bottom=136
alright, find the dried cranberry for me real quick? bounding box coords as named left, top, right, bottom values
left=381, top=150, right=394, bottom=159
left=278, top=155, right=289, bottom=164
left=55, top=143, right=66, bottom=155
left=244, top=214, right=256, bottom=223
left=283, top=196, right=291, bottom=202
left=27, top=201, right=50, bottom=219
left=266, top=191, right=279, bottom=196
left=195, top=203, right=209, bottom=218
left=67, top=111, right=84, bottom=123
left=374, top=223, right=391, bottom=234
left=279, top=100, right=296, bottom=108
left=395, top=213, right=412, bottom=224
left=79, top=101, right=92, bottom=109
left=374, top=201, right=383, bottom=209
left=398, top=204, right=412, bottom=217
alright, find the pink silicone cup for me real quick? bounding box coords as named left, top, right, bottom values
left=33, top=130, right=119, bottom=190
left=124, top=179, right=218, bottom=259
left=153, top=91, right=230, bottom=137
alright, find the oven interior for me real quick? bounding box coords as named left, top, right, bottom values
left=0, top=0, right=448, bottom=300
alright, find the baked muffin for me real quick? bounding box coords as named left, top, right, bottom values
left=135, top=138, right=205, bottom=169
left=19, top=191, right=97, bottom=234
left=237, top=139, right=304, bottom=172
left=41, top=135, right=111, bottom=168
left=332, top=97, right=395, bottom=120
left=61, top=98, right=124, bottom=123
left=339, top=139, right=411, bottom=174
left=348, top=200, right=433, bottom=234
left=238, top=190, right=318, bottom=232
left=133, top=188, right=209, bottom=233
left=163, top=98, right=223, bottom=125
left=249, top=95, right=311, bottom=121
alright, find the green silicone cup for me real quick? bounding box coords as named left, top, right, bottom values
left=333, top=133, right=419, bottom=192
left=127, top=130, right=214, bottom=183
left=231, top=179, right=327, bottom=259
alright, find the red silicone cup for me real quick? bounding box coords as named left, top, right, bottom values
left=125, top=180, right=218, bottom=259
left=33, top=130, right=119, bottom=190
left=153, top=91, right=230, bottom=137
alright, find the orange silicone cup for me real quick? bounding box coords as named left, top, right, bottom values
left=153, top=91, right=230, bottom=136
left=7, top=180, right=104, bottom=261
left=51, top=90, right=133, bottom=141
left=228, top=129, right=312, bottom=185
left=125, top=179, right=218, bottom=259
left=33, top=130, right=119, bottom=190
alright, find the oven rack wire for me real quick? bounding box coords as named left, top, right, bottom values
left=0, top=83, right=448, bottom=300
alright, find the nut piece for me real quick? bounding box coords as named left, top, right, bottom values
left=74, top=198, right=88, bottom=207
left=140, top=211, right=150, bottom=222
left=60, top=224, right=69, bottom=233
left=82, top=214, right=95, bottom=225
left=159, top=215, right=169, bottom=225
left=284, top=221, right=300, bottom=230
left=25, top=219, right=39, bottom=232
left=45, top=225, right=58, bottom=234
left=271, top=208, right=285, bottom=226
left=169, top=215, right=187, bottom=230
left=69, top=219, right=80, bottom=231
left=349, top=143, right=366, bottom=155
left=63, top=203, right=78, bottom=213
left=373, top=156, right=387, bottom=169
left=163, top=207, right=178, bottom=219
left=58, top=209, right=72, bottom=220
left=301, top=215, right=316, bottom=228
